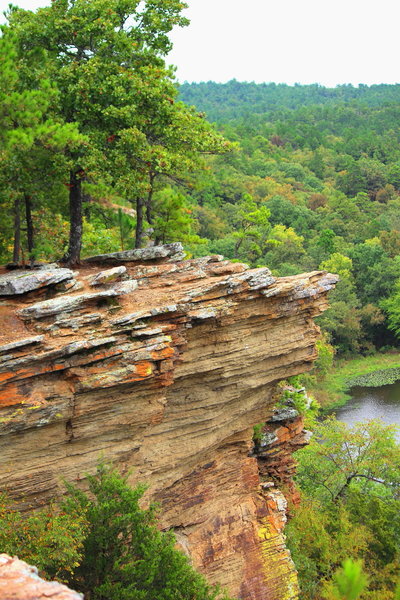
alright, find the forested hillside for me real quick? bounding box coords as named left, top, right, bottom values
left=177, top=81, right=400, bottom=355
left=180, top=80, right=400, bottom=121
left=2, top=4, right=400, bottom=359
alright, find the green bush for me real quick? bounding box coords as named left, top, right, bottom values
left=0, top=493, right=87, bottom=582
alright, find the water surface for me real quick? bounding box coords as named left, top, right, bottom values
left=334, top=380, right=400, bottom=440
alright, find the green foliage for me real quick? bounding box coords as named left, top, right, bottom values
left=63, top=463, right=233, bottom=600
left=346, top=367, right=400, bottom=388
left=286, top=497, right=370, bottom=599
left=176, top=82, right=400, bottom=355
left=314, top=337, right=335, bottom=377
left=81, top=217, right=121, bottom=257
left=0, top=465, right=235, bottom=599
left=0, top=493, right=87, bottom=582
left=152, top=187, right=203, bottom=246
left=253, top=423, right=263, bottom=443
left=2, top=0, right=228, bottom=262
left=323, top=559, right=369, bottom=600
left=116, top=209, right=135, bottom=251
left=296, top=417, right=400, bottom=502
left=287, top=418, right=400, bottom=599
left=231, top=196, right=273, bottom=263
left=381, top=281, right=400, bottom=339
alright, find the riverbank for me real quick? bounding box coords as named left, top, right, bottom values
left=310, top=351, right=400, bottom=410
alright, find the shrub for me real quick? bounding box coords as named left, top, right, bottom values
left=0, top=493, right=87, bottom=582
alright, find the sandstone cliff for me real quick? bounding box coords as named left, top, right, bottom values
left=0, top=244, right=337, bottom=600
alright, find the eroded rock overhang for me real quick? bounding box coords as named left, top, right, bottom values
left=0, top=244, right=338, bottom=600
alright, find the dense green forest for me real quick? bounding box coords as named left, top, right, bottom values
left=178, top=81, right=400, bottom=598
left=177, top=81, right=400, bottom=356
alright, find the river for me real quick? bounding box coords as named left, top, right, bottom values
left=334, top=380, right=400, bottom=440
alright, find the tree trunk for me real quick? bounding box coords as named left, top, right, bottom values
left=24, top=194, right=34, bottom=264
left=146, top=173, right=155, bottom=225
left=13, top=196, right=21, bottom=264
left=135, top=197, right=144, bottom=248
left=63, top=169, right=83, bottom=266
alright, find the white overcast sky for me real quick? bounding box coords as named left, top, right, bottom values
left=1, top=0, right=399, bottom=86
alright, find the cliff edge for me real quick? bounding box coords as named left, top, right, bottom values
left=0, top=244, right=337, bottom=600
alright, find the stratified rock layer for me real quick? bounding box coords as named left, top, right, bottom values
left=0, top=249, right=337, bottom=600
left=255, top=404, right=313, bottom=508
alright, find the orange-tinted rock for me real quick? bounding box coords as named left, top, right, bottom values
left=255, top=405, right=312, bottom=509
left=0, top=252, right=337, bottom=600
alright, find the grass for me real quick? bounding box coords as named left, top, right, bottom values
left=310, top=352, right=400, bottom=410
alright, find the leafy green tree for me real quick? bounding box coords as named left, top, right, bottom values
left=287, top=419, right=400, bottom=599
left=381, top=281, right=400, bottom=338
left=318, top=229, right=337, bottom=257
left=231, top=197, right=273, bottom=263
left=264, top=224, right=305, bottom=271
left=152, top=187, right=202, bottom=246
left=349, top=242, right=400, bottom=305
left=116, top=209, right=136, bottom=251
left=308, top=150, right=326, bottom=179
left=113, top=88, right=229, bottom=248
left=313, top=335, right=335, bottom=377
left=336, top=162, right=367, bottom=197
left=296, top=417, right=400, bottom=503
left=317, top=256, right=362, bottom=353
left=286, top=496, right=370, bottom=600
left=320, top=253, right=353, bottom=280
left=7, top=0, right=190, bottom=264
left=379, top=230, right=400, bottom=258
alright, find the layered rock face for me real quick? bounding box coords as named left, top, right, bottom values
left=0, top=245, right=337, bottom=600
left=254, top=404, right=313, bottom=507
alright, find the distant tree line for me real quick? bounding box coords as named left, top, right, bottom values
left=177, top=81, right=400, bottom=356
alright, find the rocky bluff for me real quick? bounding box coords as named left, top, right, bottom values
left=0, top=244, right=337, bottom=600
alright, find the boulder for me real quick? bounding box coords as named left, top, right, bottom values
left=89, top=266, right=127, bottom=286
left=0, top=268, right=74, bottom=296
left=0, top=554, right=82, bottom=600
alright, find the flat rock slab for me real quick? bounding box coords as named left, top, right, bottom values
left=0, top=336, right=44, bottom=355
left=84, top=242, right=185, bottom=264
left=18, top=282, right=137, bottom=320
left=0, top=268, right=74, bottom=296
left=269, top=408, right=299, bottom=422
